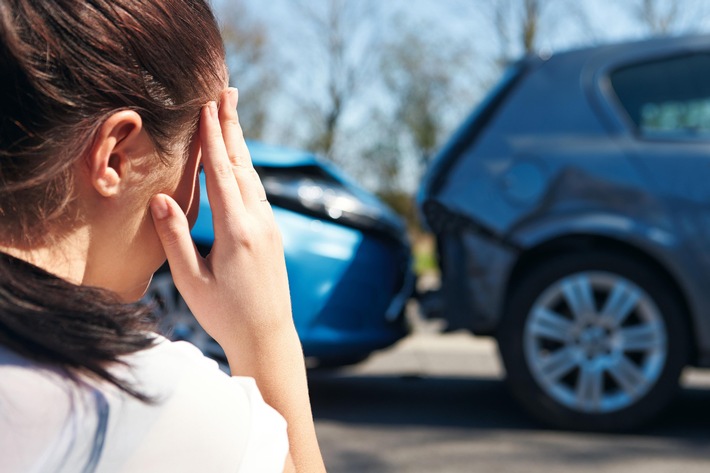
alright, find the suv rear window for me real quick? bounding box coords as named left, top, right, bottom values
left=610, top=54, right=710, bottom=138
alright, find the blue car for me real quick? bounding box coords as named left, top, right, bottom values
left=147, top=141, right=413, bottom=368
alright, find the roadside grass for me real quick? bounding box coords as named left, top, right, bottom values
left=412, top=232, right=439, bottom=276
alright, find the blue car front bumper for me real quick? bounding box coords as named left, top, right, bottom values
left=192, top=204, right=412, bottom=362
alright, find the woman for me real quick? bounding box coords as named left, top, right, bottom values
left=0, top=1, right=325, bottom=472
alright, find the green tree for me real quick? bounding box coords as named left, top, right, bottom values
left=219, top=1, right=279, bottom=140
left=484, top=0, right=590, bottom=65
left=380, top=24, right=466, bottom=172
left=360, top=19, right=474, bottom=231
left=623, top=0, right=710, bottom=36
left=291, top=0, right=381, bottom=160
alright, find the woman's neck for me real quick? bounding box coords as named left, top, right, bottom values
left=0, top=228, right=90, bottom=285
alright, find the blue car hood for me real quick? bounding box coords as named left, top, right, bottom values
left=247, top=140, right=320, bottom=168
left=192, top=141, right=408, bottom=246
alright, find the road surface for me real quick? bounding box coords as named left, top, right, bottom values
left=310, top=320, right=710, bottom=473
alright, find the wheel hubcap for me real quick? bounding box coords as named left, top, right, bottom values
left=523, top=272, right=667, bottom=414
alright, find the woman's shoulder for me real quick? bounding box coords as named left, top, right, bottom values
left=0, top=345, right=89, bottom=428
left=97, top=334, right=288, bottom=472
left=0, top=337, right=289, bottom=473
left=0, top=345, right=105, bottom=472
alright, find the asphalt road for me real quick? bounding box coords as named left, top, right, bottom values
left=309, top=324, right=710, bottom=473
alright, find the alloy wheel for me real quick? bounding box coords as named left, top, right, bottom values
left=523, top=271, right=667, bottom=414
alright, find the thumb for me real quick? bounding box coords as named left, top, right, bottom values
left=150, top=194, right=205, bottom=293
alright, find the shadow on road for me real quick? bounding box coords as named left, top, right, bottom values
left=309, top=372, right=710, bottom=441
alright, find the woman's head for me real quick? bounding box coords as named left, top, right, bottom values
left=0, top=0, right=226, bottom=297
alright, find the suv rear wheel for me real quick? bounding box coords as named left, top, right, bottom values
left=498, top=251, right=689, bottom=430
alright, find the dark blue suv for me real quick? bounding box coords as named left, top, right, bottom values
left=420, top=34, right=710, bottom=430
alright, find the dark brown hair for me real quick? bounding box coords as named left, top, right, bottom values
left=0, top=0, right=225, bottom=397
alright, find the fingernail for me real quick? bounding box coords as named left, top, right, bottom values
left=208, top=101, right=217, bottom=117
left=150, top=196, right=169, bottom=220
left=228, top=88, right=238, bottom=109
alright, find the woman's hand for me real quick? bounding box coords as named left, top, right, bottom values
left=150, top=88, right=326, bottom=473
left=150, top=88, right=293, bottom=358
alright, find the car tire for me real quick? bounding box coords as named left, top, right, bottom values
left=144, top=271, right=227, bottom=365
left=308, top=354, right=370, bottom=370
left=498, top=250, right=690, bottom=431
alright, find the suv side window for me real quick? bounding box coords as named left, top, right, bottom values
left=610, top=54, right=710, bottom=138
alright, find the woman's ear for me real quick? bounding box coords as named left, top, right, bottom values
left=87, top=110, right=144, bottom=197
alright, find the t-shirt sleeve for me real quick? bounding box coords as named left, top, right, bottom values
left=232, top=376, right=289, bottom=473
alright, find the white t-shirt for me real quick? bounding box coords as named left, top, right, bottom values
left=0, top=335, right=289, bottom=473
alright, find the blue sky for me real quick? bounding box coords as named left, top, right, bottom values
left=211, top=0, right=710, bottom=190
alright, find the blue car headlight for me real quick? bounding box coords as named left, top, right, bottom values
left=256, top=165, right=407, bottom=244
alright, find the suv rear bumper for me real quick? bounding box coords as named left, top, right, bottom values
left=434, top=229, right=517, bottom=334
